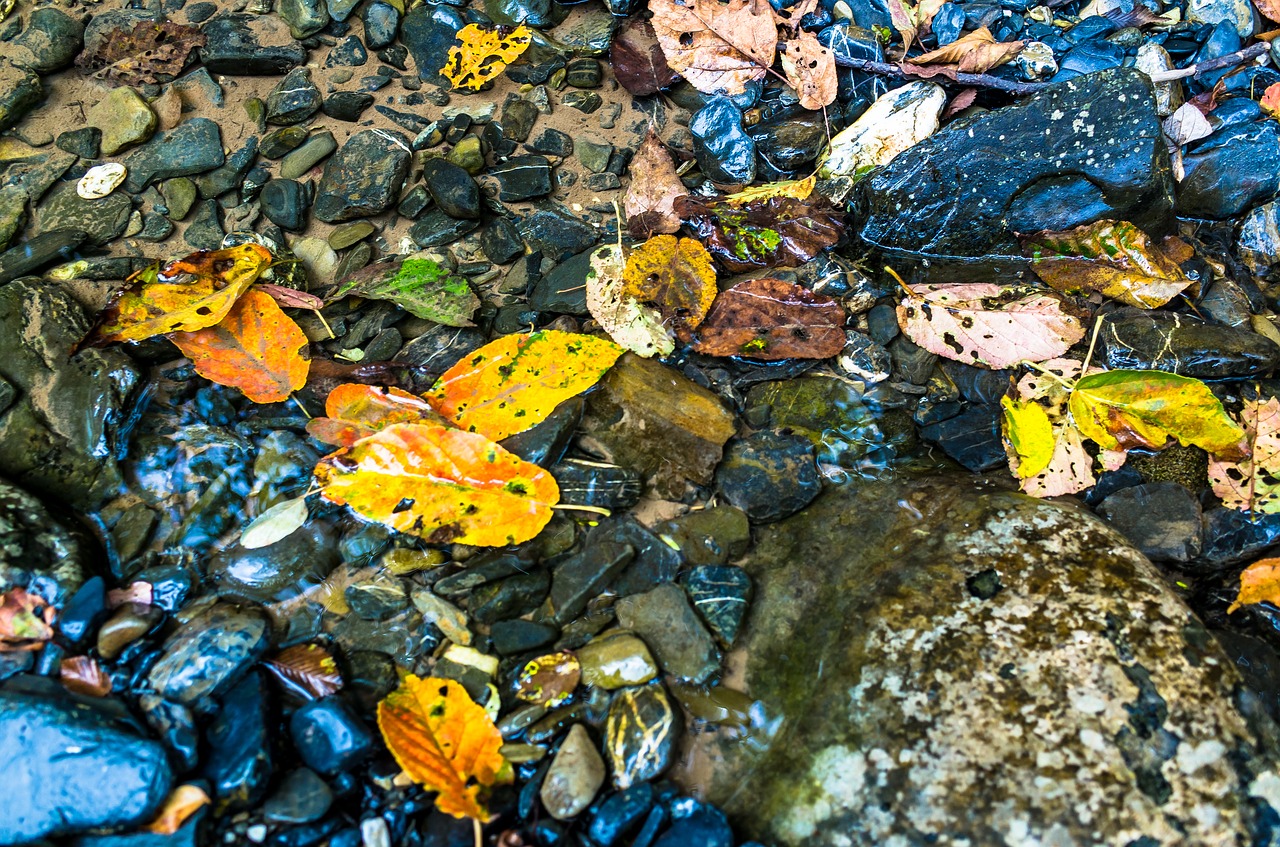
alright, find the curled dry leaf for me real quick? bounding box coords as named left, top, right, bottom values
left=307, top=383, right=444, bottom=448
left=169, top=288, right=310, bottom=404
left=648, top=0, right=779, bottom=95
left=440, top=24, right=532, bottom=90
left=910, top=27, right=1024, bottom=73
left=80, top=244, right=272, bottom=348
left=75, top=20, right=205, bottom=86
left=377, top=675, right=511, bottom=820
left=1022, top=220, right=1195, bottom=309
left=896, top=283, right=1086, bottom=369
left=586, top=243, right=675, bottom=358
left=426, top=330, right=624, bottom=442
left=623, top=130, right=687, bottom=239
left=0, top=587, right=55, bottom=652
left=692, top=278, right=847, bottom=360
left=327, top=258, right=479, bottom=327
left=1163, top=102, right=1214, bottom=146
left=1210, top=396, right=1280, bottom=513
left=779, top=32, right=838, bottom=110
left=144, top=785, right=211, bottom=835
left=315, top=423, right=560, bottom=546
left=264, top=643, right=344, bottom=699
left=257, top=282, right=326, bottom=311
left=675, top=195, right=844, bottom=273
left=621, top=235, right=718, bottom=337
left=241, top=496, right=310, bottom=549
left=60, top=656, right=113, bottom=698
left=722, top=175, right=815, bottom=206
left=611, top=15, right=679, bottom=96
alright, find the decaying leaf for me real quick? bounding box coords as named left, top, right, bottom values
left=328, top=258, right=479, bottom=327
left=611, top=15, right=679, bottom=96
left=1258, top=0, right=1280, bottom=24
left=80, top=244, right=272, bottom=348
left=307, top=383, right=444, bottom=447
left=144, top=785, right=210, bottom=835
left=75, top=20, right=205, bottom=86
left=586, top=243, right=675, bottom=358
left=1022, top=220, right=1195, bottom=309
left=779, top=32, right=838, bottom=110
left=264, top=643, right=344, bottom=699
left=1023, top=425, right=1096, bottom=497
left=885, top=0, right=946, bottom=49
left=896, top=283, right=1086, bottom=369
left=1069, top=369, right=1248, bottom=458
left=169, top=288, right=310, bottom=404
left=621, top=235, right=718, bottom=337
left=1163, top=102, right=1214, bottom=147
left=1001, top=385, right=1097, bottom=497
left=1210, top=396, right=1280, bottom=513
left=649, top=0, right=779, bottom=95
left=0, top=587, right=55, bottom=652
left=675, top=195, right=844, bottom=273
left=623, top=130, right=687, bottom=238
left=910, top=26, right=1024, bottom=73
left=440, top=23, right=532, bottom=91
left=378, top=675, right=510, bottom=820
left=692, top=278, right=846, bottom=360
left=315, top=423, right=560, bottom=546
left=426, top=330, right=624, bottom=442
left=60, top=656, right=113, bottom=698
left=258, top=282, right=326, bottom=311
left=241, top=496, right=310, bottom=549
left=722, top=176, right=815, bottom=206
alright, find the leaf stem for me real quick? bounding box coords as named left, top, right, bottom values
left=1080, top=314, right=1105, bottom=375
left=314, top=310, right=337, bottom=340
left=472, top=817, right=482, bottom=847
left=289, top=394, right=313, bottom=419
left=883, top=266, right=913, bottom=296
left=1018, top=359, right=1077, bottom=390
left=550, top=503, right=614, bottom=517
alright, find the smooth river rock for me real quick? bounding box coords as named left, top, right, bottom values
left=677, top=474, right=1280, bottom=847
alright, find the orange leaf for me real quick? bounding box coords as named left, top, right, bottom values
left=264, top=643, right=343, bottom=699
left=80, top=244, right=272, bottom=347
left=0, top=587, right=55, bottom=652
left=1263, top=82, right=1280, bottom=120
left=307, top=383, right=444, bottom=447
left=426, top=330, right=623, bottom=442
left=1229, top=557, right=1280, bottom=613
left=314, top=422, right=560, bottom=546
left=144, top=785, right=210, bottom=835
left=168, top=288, right=310, bottom=404
left=60, top=656, right=113, bottom=697
left=377, top=675, right=510, bottom=821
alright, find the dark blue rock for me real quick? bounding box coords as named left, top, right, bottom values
left=1199, top=507, right=1280, bottom=567
left=715, top=430, right=821, bottom=523
left=1063, top=14, right=1117, bottom=43
left=423, top=158, right=481, bottom=218
left=931, top=3, right=965, bottom=43
left=516, top=206, right=598, bottom=262
left=58, top=576, right=106, bottom=645
left=691, top=98, right=755, bottom=185
left=363, top=2, right=400, bottom=48
left=919, top=404, right=1005, bottom=473
left=261, top=178, right=312, bottom=232
left=313, top=129, right=412, bottom=222
left=266, top=67, right=322, bottom=124
left=122, top=118, right=226, bottom=193
left=204, top=672, right=273, bottom=809
left=290, top=697, right=376, bottom=775
left=1192, top=21, right=1242, bottom=89
left=200, top=13, right=308, bottom=75
left=325, top=35, right=368, bottom=67
left=843, top=0, right=892, bottom=32
left=589, top=784, right=655, bottom=846
left=1054, top=39, right=1124, bottom=79
left=683, top=565, right=753, bottom=648
left=402, top=4, right=465, bottom=82
left=1179, top=119, right=1280, bottom=219
left=652, top=805, right=733, bottom=847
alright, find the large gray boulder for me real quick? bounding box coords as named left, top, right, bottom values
left=677, top=474, right=1280, bottom=846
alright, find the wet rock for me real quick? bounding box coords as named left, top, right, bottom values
left=423, top=158, right=481, bottom=219
left=122, top=118, right=225, bottom=193
left=280, top=131, right=338, bottom=179
left=652, top=507, right=750, bottom=568
left=743, top=376, right=889, bottom=468
left=579, top=354, right=736, bottom=497
left=0, top=684, right=171, bottom=843
left=9, top=7, right=83, bottom=73
left=314, top=129, right=411, bottom=222
left=266, top=68, right=323, bottom=125
left=471, top=568, right=551, bottom=625
left=588, top=783, right=654, bottom=847
left=363, top=2, right=400, bottom=48
left=0, top=186, right=26, bottom=250
left=279, top=0, right=330, bottom=38
left=492, top=154, right=554, bottom=201
left=0, top=230, right=87, bottom=286
left=516, top=205, right=598, bottom=262
left=1179, top=119, right=1280, bottom=219
left=486, top=0, right=560, bottom=26
left=200, top=13, right=308, bottom=75
left=402, top=4, right=465, bottom=83
left=715, top=430, right=821, bottom=523
left=1098, top=482, right=1203, bottom=563
left=97, top=604, right=163, bottom=660
left=919, top=403, right=1006, bottom=472
left=856, top=68, right=1173, bottom=275
left=544, top=541, right=635, bottom=625
left=481, top=218, right=526, bottom=264
left=147, top=603, right=271, bottom=705
left=528, top=128, right=573, bottom=157
left=290, top=696, right=376, bottom=774
left=683, top=566, right=752, bottom=649
left=0, top=479, right=87, bottom=609
left=1099, top=310, right=1280, bottom=378
left=690, top=98, right=755, bottom=185
left=323, top=91, right=374, bottom=122
left=0, top=58, right=42, bottom=132
left=654, top=805, right=733, bottom=847
left=1187, top=0, right=1256, bottom=39
left=0, top=280, right=138, bottom=509
left=86, top=86, right=155, bottom=156
left=184, top=199, right=223, bottom=250
left=209, top=523, right=339, bottom=603
left=551, top=459, right=642, bottom=510
left=616, top=584, right=720, bottom=683
left=752, top=116, right=827, bottom=176
left=606, top=683, right=681, bottom=789
left=260, top=178, right=311, bottom=232
left=1240, top=199, right=1280, bottom=275
left=542, top=723, right=606, bottom=819
left=529, top=249, right=592, bottom=314
left=677, top=474, right=1280, bottom=846
left=503, top=98, right=539, bottom=142
left=264, top=768, right=332, bottom=824
left=819, top=82, right=945, bottom=183
left=491, top=619, right=559, bottom=656
left=204, top=671, right=273, bottom=810
left=35, top=181, right=131, bottom=245
left=577, top=629, right=659, bottom=689
left=409, top=209, right=481, bottom=248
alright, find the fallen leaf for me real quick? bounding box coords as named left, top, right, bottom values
left=1069, top=369, right=1248, bottom=458
left=257, top=282, right=326, bottom=311
left=328, top=258, right=479, bottom=327
left=264, top=643, right=343, bottom=699
left=307, top=383, right=444, bottom=447
left=440, top=23, right=532, bottom=91
left=144, top=785, right=210, bottom=835
left=1001, top=395, right=1055, bottom=479
left=886, top=0, right=919, bottom=49
left=779, top=32, right=838, bottom=110
left=426, top=330, right=624, bottom=441
left=305, top=359, right=439, bottom=400
left=942, top=87, right=978, bottom=120
left=1022, top=425, right=1097, bottom=497
left=1262, top=0, right=1280, bottom=26
left=1210, top=396, right=1280, bottom=513
left=377, top=675, right=510, bottom=820
left=896, top=283, right=1086, bottom=369
left=692, top=278, right=846, bottom=360
left=1264, top=82, right=1280, bottom=120
left=621, top=235, right=718, bottom=337
left=315, top=423, right=560, bottom=546
left=0, top=587, right=55, bottom=652
left=675, top=195, right=844, bottom=273
left=649, top=0, right=778, bottom=95
left=1164, top=102, right=1215, bottom=146
left=241, top=496, right=310, bottom=549
left=1230, top=558, right=1280, bottom=613
left=722, top=175, right=815, bottom=206
left=75, top=20, right=205, bottom=86
left=586, top=243, right=675, bottom=358
left=60, top=656, right=112, bottom=697
left=1022, top=220, right=1195, bottom=309
left=611, top=15, right=679, bottom=96
left=169, top=288, right=310, bottom=404
left=80, top=244, right=272, bottom=348
left=624, top=130, right=687, bottom=239
left=910, top=27, right=1024, bottom=73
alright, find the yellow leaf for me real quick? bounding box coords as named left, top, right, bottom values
left=586, top=243, right=675, bottom=358
left=377, top=675, right=510, bottom=820
left=722, top=175, right=815, bottom=206
left=1229, top=558, right=1280, bottom=613
left=621, top=235, right=718, bottom=338
left=144, top=785, right=210, bottom=835
left=440, top=23, right=531, bottom=91
left=1000, top=395, right=1055, bottom=479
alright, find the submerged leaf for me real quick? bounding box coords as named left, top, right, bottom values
left=611, top=15, right=679, bottom=96
left=377, top=675, right=510, bottom=820
left=1230, top=558, right=1280, bottom=614
left=315, top=423, right=560, bottom=546
left=60, top=656, right=113, bottom=698
left=675, top=195, right=844, bottom=273
left=328, top=258, right=479, bottom=326
left=722, top=176, right=815, bottom=206
left=1209, top=396, right=1280, bottom=513
left=692, top=278, right=846, bottom=360
left=241, top=496, right=310, bottom=549
left=648, top=0, right=778, bottom=95
left=144, top=785, right=210, bottom=835
left=440, top=23, right=532, bottom=91
left=264, top=643, right=343, bottom=699
left=586, top=244, right=675, bottom=358
left=623, top=130, right=687, bottom=239
left=307, top=383, right=444, bottom=447
left=621, top=235, right=718, bottom=337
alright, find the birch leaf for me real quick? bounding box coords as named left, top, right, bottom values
left=1209, top=396, right=1280, bottom=513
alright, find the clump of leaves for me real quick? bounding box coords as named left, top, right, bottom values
left=75, top=20, right=205, bottom=86
left=440, top=23, right=532, bottom=90
left=587, top=242, right=675, bottom=359
left=0, top=587, right=55, bottom=652
left=675, top=194, right=844, bottom=273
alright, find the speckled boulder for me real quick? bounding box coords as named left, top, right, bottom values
left=677, top=474, right=1280, bottom=847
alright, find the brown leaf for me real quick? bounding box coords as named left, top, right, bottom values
left=649, top=0, right=779, bottom=95
left=779, top=32, right=838, bottom=110
left=942, top=87, right=978, bottom=120
left=692, top=278, right=847, bottom=360
left=624, top=130, right=687, bottom=239
left=60, top=656, right=113, bottom=698
left=1257, top=0, right=1280, bottom=24
left=675, top=195, right=845, bottom=273
left=911, top=27, right=1024, bottom=73
left=144, top=785, right=210, bottom=835
left=75, top=20, right=205, bottom=86
left=611, top=15, right=679, bottom=96
left=620, top=235, right=718, bottom=337
left=0, top=587, right=55, bottom=652
left=258, top=282, right=326, bottom=311
left=264, top=643, right=344, bottom=699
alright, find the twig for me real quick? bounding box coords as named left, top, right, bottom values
left=831, top=54, right=1052, bottom=95
left=1147, top=42, right=1270, bottom=82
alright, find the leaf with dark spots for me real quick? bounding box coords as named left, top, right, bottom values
left=611, top=15, right=679, bottom=96
left=75, top=20, right=205, bottom=86
left=692, top=278, right=846, bottom=360
left=674, top=195, right=844, bottom=273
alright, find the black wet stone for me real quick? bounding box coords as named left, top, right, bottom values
left=605, top=683, right=682, bottom=787
left=683, top=565, right=752, bottom=649
left=1099, top=310, right=1280, bottom=378
left=486, top=0, right=560, bottom=26
left=551, top=459, right=643, bottom=510
left=751, top=116, right=827, bottom=175
left=122, top=117, right=225, bottom=193
left=322, top=91, right=374, bottom=121
left=423, top=158, right=481, bottom=219
left=565, top=57, right=603, bottom=88
left=401, top=3, right=465, bottom=82
left=183, top=199, right=224, bottom=250
left=58, top=576, right=106, bottom=645
left=501, top=397, right=583, bottom=467
left=203, top=671, right=273, bottom=810
left=200, top=13, right=308, bottom=75
left=290, top=697, right=376, bottom=775
left=397, top=184, right=431, bottom=219
left=588, top=784, right=654, bottom=847
left=715, top=430, right=821, bottom=523
left=325, top=35, right=369, bottom=67
left=1198, top=507, right=1280, bottom=567
left=564, top=91, right=603, bottom=113
left=918, top=404, right=1005, bottom=473
left=264, top=768, right=333, bottom=825
left=265, top=68, right=323, bottom=125
left=260, top=126, right=309, bottom=158
left=313, top=129, right=411, bottom=222
left=544, top=540, right=635, bottom=625
left=530, top=249, right=593, bottom=314
left=492, top=154, right=554, bottom=202
left=146, top=603, right=271, bottom=704
left=502, top=98, right=539, bottom=142
left=363, top=2, right=400, bottom=48
left=517, top=208, right=597, bottom=263
left=1179, top=119, right=1280, bottom=219
left=260, top=178, right=312, bottom=232
left=653, top=806, right=734, bottom=847
left=408, top=209, right=481, bottom=248
left=9, top=7, right=83, bottom=73
left=490, top=619, right=560, bottom=655
left=1098, top=482, right=1203, bottom=563
left=0, top=683, right=172, bottom=843
left=527, top=128, right=574, bottom=157
left=691, top=98, right=756, bottom=185
left=56, top=127, right=101, bottom=159
left=470, top=568, right=551, bottom=625
left=481, top=218, right=525, bottom=263
left=196, top=135, right=259, bottom=199
left=209, top=522, right=338, bottom=602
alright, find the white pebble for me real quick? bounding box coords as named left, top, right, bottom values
left=77, top=162, right=127, bottom=199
